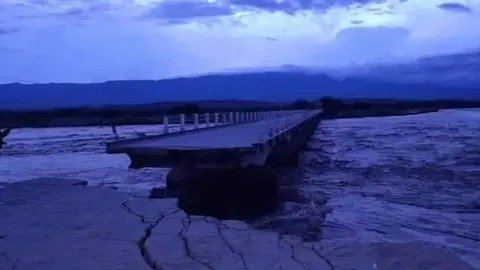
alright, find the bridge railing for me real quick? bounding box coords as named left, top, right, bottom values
left=257, top=110, right=320, bottom=143
left=111, top=110, right=309, bottom=140
left=159, top=111, right=273, bottom=135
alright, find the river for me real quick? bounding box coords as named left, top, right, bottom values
left=1, top=109, right=479, bottom=267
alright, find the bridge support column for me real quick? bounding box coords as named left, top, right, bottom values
left=166, top=166, right=190, bottom=190
left=173, top=166, right=279, bottom=219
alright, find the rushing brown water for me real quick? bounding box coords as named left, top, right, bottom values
left=1, top=109, right=479, bottom=266
left=261, top=109, right=480, bottom=267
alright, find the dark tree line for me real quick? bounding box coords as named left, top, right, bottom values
left=166, top=104, right=202, bottom=115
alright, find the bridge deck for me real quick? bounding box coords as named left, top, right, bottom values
left=108, top=110, right=318, bottom=153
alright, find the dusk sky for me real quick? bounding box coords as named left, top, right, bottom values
left=1, top=0, right=479, bottom=83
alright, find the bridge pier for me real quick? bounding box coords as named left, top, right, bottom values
left=166, top=166, right=190, bottom=190
left=170, top=166, right=279, bottom=219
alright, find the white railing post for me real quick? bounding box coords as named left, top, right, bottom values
left=180, top=114, right=185, bottom=131
left=220, top=113, right=225, bottom=124
left=229, top=112, right=233, bottom=124
left=236, top=112, right=240, bottom=123
left=194, top=113, right=199, bottom=129
left=214, top=113, right=219, bottom=126
left=163, top=115, right=169, bottom=134
left=241, top=113, right=245, bottom=122
left=205, top=113, right=210, bottom=127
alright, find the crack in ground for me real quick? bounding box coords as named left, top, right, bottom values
left=121, top=199, right=164, bottom=270
left=180, top=215, right=214, bottom=270
left=1, top=251, right=16, bottom=270
left=307, top=244, right=334, bottom=270
left=290, top=245, right=307, bottom=270
left=139, top=216, right=164, bottom=270
left=121, top=200, right=147, bottom=223
left=208, top=218, right=249, bottom=270
left=280, top=237, right=306, bottom=270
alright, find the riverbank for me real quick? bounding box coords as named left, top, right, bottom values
left=0, top=178, right=474, bottom=270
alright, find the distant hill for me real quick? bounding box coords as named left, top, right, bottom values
left=1, top=71, right=479, bottom=109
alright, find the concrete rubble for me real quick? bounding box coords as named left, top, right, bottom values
left=0, top=179, right=474, bottom=270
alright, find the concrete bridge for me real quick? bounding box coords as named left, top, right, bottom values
left=107, top=110, right=322, bottom=218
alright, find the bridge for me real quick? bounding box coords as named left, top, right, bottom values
left=107, top=110, right=322, bottom=218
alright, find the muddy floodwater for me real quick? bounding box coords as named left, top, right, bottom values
left=1, top=109, right=479, bottom=267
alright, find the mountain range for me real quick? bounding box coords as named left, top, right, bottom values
left=1, top=71, right=479, bottom=110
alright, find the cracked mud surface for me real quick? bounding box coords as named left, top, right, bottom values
left=0, top=179, right=474, bottom=270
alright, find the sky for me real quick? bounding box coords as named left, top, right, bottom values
left=0, top=0, right=479, bottom=83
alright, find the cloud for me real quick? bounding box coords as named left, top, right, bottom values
left=149, top=1, right=234, bottom=21
left=62, top=3, right=114, bottom=16
left=229, top=0, right=303, bottom=13
left=333, top=26, right=410, bottom=62
left=337, top=48, right=480, bottom=87
left=437, top=2, right=472, bottom=13
left=350, top=19, right=364, bottom=24
left=223, top=0, right=388, bottom=14
left=0, top=28, right=19, bottom=35
left=1, top=0, right=480, bottom=83
left=229, top=0, right=388, bottom=13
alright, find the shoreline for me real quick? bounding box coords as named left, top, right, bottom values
left=0, top=178, right=474, bottom=270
